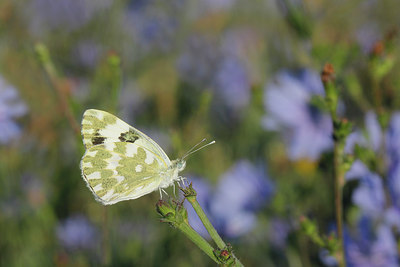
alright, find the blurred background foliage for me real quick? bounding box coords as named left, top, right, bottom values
left=1, top=0, right=400, bottom=266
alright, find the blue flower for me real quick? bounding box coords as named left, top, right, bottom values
left=262, top=69, right=333, bottom=161
left=178, top=34, right=252, bottom=112
left=177, top=35, right=222, bottom=88
left=268, top=218, right=291, bottom=249
left=0, top=77, right=27, bottom=144
left=56, top=215, right=98, bottom=250
left=27, top=0, right=112, bottom=35
left=213, top=56, right=251, bottom=110
left=352, top=172, right=385, bottom=218
left=186, top=160, right=274, bottom=238
left=386, top=113, right=400, bottom=211
left=72, top=40, right=103, bottom=69
left=345, top=216, right=398, bottom=267
left=124, top=0, right=181, bottom=52
left=201, top=0, right=236, bottom=12
left=211, top=161, right=274, bottom=238
left=345, top=111, right=400, bottom=226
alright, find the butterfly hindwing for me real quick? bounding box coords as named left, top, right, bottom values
left=81, top=142, right=168, bottom=205
left=81, top=109, right=171, bottom=165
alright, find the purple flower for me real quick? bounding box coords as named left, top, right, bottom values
left=345, top=111, right=400, bottom=226
left=352, top=172, right=385, bottom=218
left=20, top=173, right=46, bottom=207
left=178, top=34, right=251, bottom=112
left=345, top=112, right=381, bottom=180
left=345, top=216, right=398, bottom=267
left=56, top=215, right=98, bottom=250
left=386, top=113, right=400, bottom=210
left=26, top=0, right=112, bottom=35
left=186, top=160, right=274, bottom=238
left=123, top=1, right=181, bottom=53
left=177, top=35, right=222, bottom=88
left=0, top=77, right=27, bottom=144
left=262, top=69, right=333, bottom=161
left=72, top=40, right=103, bottom=69
left=201, top=0, right=236, bottom=12
left=268, top=218, right=291, bottom=249
left=214, top=56, right=251, bottom=110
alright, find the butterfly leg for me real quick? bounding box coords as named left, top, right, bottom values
left=161, top=188, right=168, bottom=197
left=173, top=183, right=176, bottom=196
left=159, top=187, right=162, bottom=199
left=179, top=176, right=187, bottom=186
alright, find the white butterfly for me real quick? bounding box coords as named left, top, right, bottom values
left=80, top=109, right=214, bottom=205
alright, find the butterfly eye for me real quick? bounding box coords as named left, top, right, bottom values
left=177, top=160, right=186, bottom=171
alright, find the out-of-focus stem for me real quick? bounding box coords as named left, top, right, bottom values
left=333, top=142, right=346, bottom=267
left=34, top=43, right=80, bottom=136
left=322, top=63, right=346, bottom=267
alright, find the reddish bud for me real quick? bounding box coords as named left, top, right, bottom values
left=371, top=41, right=384, bottom=56
left=321, top=63, right=335, bottom=83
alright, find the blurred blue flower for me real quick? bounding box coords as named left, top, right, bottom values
left=201, top=0, right=236, bottom=12
left=262, top=69, right=333, bottom=161
left=177, top=35, right=222, bottom=87
left=345, top=112, right=380, bottom=181
left=124, top=0, right=181, bottom=52
left=214, top=56, right=251, bottom=110
left=56, top=215, right=98, bottom=251
left=20, top=173, right=46, bottom=208
left=0, top=77, right=27, bottom=144
left=27, top=0, right=112, bottom=35
left=211, top=160, right=274, bottom=238
left=186, top=160, right=274, bottom=239
left=268, top=218, right=291, bottom=249
left=386, top=113, right=400, bottom=211
left=72, top=40, right=103, bottom=69
left=178, top=34, right=251, bottom=112
left=352, top=172, right=385, bottom=218
left=345, top=111, right=400, bottom=227
left=345, top=216, right=398, bottom=267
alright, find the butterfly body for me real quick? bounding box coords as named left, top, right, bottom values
left=80, top=109, right=185, bottom=205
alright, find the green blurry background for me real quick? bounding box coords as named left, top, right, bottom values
left=1, top=0, right=400, bottom=266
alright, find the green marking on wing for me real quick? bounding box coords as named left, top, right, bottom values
left=116, top=147, right=161, bottom=190
left=81, top=109, right=171, bottom=166
left=81, top=109, right=122, bottom=149
left=84, top=110, right=117, bottom=129
left=81, top=142, right=165, bottom=202
left=114, top=142, right=127, bottom=154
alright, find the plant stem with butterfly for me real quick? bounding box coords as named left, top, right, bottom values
left=156, top=182, right=244, bottom=266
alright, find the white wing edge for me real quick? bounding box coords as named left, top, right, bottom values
left=83, top=109, right=172, bottom=166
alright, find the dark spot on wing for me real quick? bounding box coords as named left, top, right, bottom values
left=119, top=129, right=139, bottom=143
left=92, top=131, right=106, bottom=145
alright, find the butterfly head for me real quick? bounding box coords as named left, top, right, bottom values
left=176, top=159, right=186, bottom=172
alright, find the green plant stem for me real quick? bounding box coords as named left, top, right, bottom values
left=177, top=222, right=220, bottom=264
left=187, top=196, right=226, bottom=249
left=333, top=143, right=346, bottom=267
left=34, top=43, right=80, bottom=136
left=186, top=196, right=244, bottom=267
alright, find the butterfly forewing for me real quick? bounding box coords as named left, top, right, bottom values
left=81, top=109, right=171, bottom=165
left=81, top=142, right=168, bottom=205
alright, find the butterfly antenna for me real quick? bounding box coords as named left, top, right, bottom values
left=182, top=138, right=207, bottom=158
left=182, top=140, right=216, bottom=160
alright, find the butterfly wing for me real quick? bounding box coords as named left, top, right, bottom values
left=80, top=142, right=168, bottom=205
left=81, top=109, right=171, bottom=165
